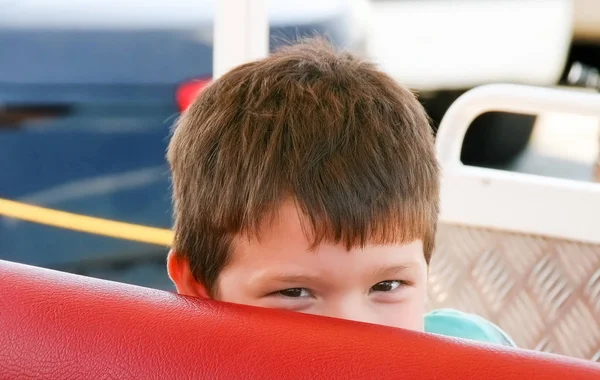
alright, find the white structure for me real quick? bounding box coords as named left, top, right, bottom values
left=213, top=0, right=269, bottom=79
left=436, top=84, right=600, bottom=245
left=432, top=84, right=600, bottom=360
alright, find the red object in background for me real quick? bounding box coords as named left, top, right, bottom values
left=176, top=78, right=211, bottom=111
left=1, top=259, right=599, bottom=379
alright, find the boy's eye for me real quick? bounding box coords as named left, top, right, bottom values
left=370, top=280, right=403, bottom=293
left=277, top=288, right=312, bottom=298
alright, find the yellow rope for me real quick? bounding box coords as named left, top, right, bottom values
left=0, top=198, right=173, bottom=246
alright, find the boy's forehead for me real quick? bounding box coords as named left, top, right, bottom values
left=234, top=200, right=318, bottom=247
left=225, top=232, right=426, bottom=292
left=230, top=201, right=426, bottom=271
left=237, top=199, right=423, bottom=251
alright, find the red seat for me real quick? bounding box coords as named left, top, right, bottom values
left=1, top=259, right=598, bottom=379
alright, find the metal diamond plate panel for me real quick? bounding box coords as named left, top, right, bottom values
left=429, top=223, right=600, bottom=361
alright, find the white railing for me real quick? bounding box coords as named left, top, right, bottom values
left=436, top=84, right=600, bottom=244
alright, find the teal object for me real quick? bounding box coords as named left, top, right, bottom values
left=425, top=309, right=517, bottom=347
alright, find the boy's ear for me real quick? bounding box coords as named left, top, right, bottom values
left=167, top=250, right=209, bottom=298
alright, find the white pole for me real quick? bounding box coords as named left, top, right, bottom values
left=213, top=0, right=269, bottom=79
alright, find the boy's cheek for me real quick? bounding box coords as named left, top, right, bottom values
left=372, top=284, right=428, bottom=332
left=375, top=296, right=426, bottom=332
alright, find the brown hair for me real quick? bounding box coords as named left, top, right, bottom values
left=167, top=38, right=439, bottom=296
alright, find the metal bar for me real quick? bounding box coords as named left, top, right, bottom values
left=213, top=0, right=269, bottom=79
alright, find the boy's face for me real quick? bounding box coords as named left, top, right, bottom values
left=172, top=202, right=428, bottom=331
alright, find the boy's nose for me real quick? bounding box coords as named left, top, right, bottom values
left=323, top=301, right=374, bottom=325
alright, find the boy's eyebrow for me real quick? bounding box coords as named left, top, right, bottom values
left=255, top=273, right=324, bottom=284
left=370, top=264, right=415, bottom=279
left=255, top=264, right=416, bottom=285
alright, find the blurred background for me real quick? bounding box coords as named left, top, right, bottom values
left=0, top=0, right=598, bottom=291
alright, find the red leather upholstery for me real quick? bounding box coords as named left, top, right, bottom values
left=1, top=260, right=599, bottom=379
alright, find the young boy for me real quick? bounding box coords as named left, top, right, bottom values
left=166, top=39, right=514, bottom=346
